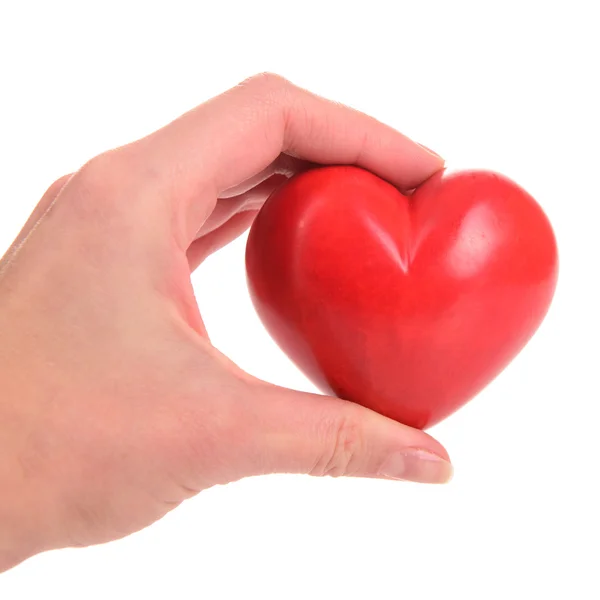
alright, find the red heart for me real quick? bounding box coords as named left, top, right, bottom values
left=245, top=166, right=558, bottom=429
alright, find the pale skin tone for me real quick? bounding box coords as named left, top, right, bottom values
left=0, top=73, right=452, bottom=573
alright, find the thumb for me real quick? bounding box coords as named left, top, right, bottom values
left=244, top=383, right=453, bottom=484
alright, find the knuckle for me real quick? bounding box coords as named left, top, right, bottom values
left=44, top=173, right=72, bottom=198
left=237, top=72, right=294, bottom=111
left=75, top=149, right=131, bottom=195
left=232, top=73, right=294, bottom=149
left=66, top=152, right=122, bottom=215
left=241, top=71, right=290, bottom=92
left=63, top=148, right=153, bottom=226
left=312, top=413, right=365, bottom=478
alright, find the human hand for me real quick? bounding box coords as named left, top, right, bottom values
left=0, top=73, right=451, bottom=572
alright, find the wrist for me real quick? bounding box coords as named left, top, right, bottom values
left=0, top=475, right=39, bottom=572
left=0, top=306, right=68, bottom=571
left=0, top=393, right=59, bottom=572
left=0, top=451, right=65, bottom=572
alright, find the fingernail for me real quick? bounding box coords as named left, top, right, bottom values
left=379, top=449, right=453, bottom=484
left=416, top=142, right=444, bottom=160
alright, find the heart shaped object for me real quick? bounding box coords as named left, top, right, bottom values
left=245, top=166, right=558, bottom=429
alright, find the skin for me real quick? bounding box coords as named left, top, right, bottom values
left=0, top=73, right=452, bottom=573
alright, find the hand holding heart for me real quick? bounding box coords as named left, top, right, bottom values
left=0, top=73, right=554, bottom=572
left=0, top=74, right=451, bottom=571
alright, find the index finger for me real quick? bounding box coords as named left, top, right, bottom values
left=115, top=73, right=444, bottom=242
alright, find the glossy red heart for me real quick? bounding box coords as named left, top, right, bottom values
left=245, top=166, right=558, bottom=429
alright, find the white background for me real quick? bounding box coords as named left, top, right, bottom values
left=1, top=1, right=599, bottom=598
